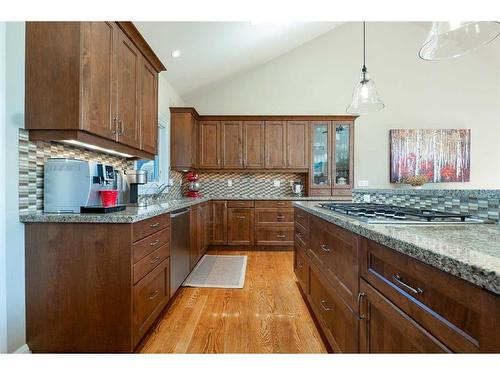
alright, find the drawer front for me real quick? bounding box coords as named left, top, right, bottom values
left=227, top=200, right=255, bottom=208
left=133, top=227, right=170, bottom=263
left=309, top=262, right=359, bottom=353
left=360, top=238, right=487, bottom=353
left=133, top=214, right=170, bottom=242
left=309, top=216, right=359, bottom=310
left=294, top=208, right=308, bottom=229
left=255, top=200, right=293, bottom=208
left=133, top=259, right=169, bottom=345
left=294, top=246, right=308, bottom=293
left=294, top=222, right=308, bottom=251
left=255, top=208, right=294, bottom=226
left=133, top=244, right=170, bottom=284
left=255, top=227, right=294, bottom=246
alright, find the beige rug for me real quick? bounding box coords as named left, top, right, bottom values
left=182, top=255, right=247, bottom=289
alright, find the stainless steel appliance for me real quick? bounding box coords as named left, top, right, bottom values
left=124, top=170, right=148, bottom=207
left=44, top=158, right=122, bottom=213
left=170, top=207, right=191, bottom=296
left=318, top=202, right=490, bottom=224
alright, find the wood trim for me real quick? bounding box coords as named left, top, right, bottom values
left=199, top=115, right=358, bottom=121
left=28, top=129, right=155, bottom=160
left=169, top=107, right=200, bottom=119
left=116, top=22, right=166, bottom=72
left=195, top=168, right=309, bottom=173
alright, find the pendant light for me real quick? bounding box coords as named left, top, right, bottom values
left=419, top=21, right=500, bottom=61
left=346, top=22, right=385, bottom=115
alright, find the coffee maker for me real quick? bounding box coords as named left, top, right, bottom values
left=124, top=169, right=148, bottom=207
left=291, top=181, right=304, bottom=197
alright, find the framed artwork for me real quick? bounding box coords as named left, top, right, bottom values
left=390, top=129, right=471, bottom=183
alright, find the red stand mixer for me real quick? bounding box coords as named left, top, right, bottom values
left=186, top=171, right=201, bottom=198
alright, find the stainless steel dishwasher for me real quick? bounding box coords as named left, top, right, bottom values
left=170, top=207, right=191, bottom=296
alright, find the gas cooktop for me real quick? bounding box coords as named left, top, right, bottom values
left=317, top=202, right=488, bottom=224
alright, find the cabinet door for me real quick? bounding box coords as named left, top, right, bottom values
left=199, top=121, right=221, bottom=168
left=211, top=201, right=227, bottom=245
left=286, top=121, right=309, bottom=169
left=221, top=121, right=243, bottom=168
left=243, top=121, right=264, bottom=168
left=116, top=28, right=141, bottom=148
left=80, top=22, right=117, bottom=140
left=309, top=121, right=332, bottom=195
left=359, top=279, right=450, bottom=353
left=264, top=121, right=286, bottom=168
left=227, top=208, right=254, bottom=246
left=139, top=57, right=158, bottom=154
left=332, top=121, right=354, bottom=194
left=190, top=206, right=199, bottom=269
left=294, top=247, right=308, bottom=294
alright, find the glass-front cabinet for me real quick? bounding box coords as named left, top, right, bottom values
left=309, top=120, right=354, bottom=196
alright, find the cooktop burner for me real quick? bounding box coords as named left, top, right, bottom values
left=317, top=203, right=487, bottom=224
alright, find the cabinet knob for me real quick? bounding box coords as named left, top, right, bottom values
left=320, top=244, right=331, bottom=252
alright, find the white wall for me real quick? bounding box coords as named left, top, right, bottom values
left=5, top=21, right=26, bottom=353
left=184, top=22, right=500, bottom=189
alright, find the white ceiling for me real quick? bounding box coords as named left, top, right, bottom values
left=134, top=22, right=342, bottom=96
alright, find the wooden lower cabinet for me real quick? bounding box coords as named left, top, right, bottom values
left=210, top=200, right=228, bottom=244
left=294, top=246, right=308, bottom=293
left=190, top=202, right=210, bottom=268
left=227, top=207, right=254, bottom=245
left=358, top=279, right=450, bottom=353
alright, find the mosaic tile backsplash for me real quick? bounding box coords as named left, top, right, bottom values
left=353, top=189, right=500, bottom=222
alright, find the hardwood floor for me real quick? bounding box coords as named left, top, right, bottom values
left=137, top=249, right=328, bottom=353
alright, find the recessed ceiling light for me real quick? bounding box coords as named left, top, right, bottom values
left=171, top=50, right=181, bottom=58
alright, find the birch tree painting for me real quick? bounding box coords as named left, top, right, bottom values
left=390, top=129, right=471, bottom=183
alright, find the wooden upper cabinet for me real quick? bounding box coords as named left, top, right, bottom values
left=80, top=22, right=117, bottom=140
left=116, top=29, right=141, bottom=148
left=286, top=121, right=309, bottom=169
left=264, top=121, right=286, bottom=168
left=221, top=121, right=243, bottom=168
left=25, top=22, right=165, bottom=160
left=199, top=121, right=221, bottom=168
left=170, top=108, right=198, bottom=170
left=243, top=121, right=264, bottom=168
left=139, top=59, right=158, bottom=154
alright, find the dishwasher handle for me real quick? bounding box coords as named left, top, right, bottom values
left=170, top=208, right=191, bottom=218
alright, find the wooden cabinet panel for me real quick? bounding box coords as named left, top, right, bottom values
left=254, top=200, right=292, bottom=208
left=294, top=208, right=308, bottom=229
left=255, top=227, right=294, bottom=246
left=294, top=222, right=308, bottom=251
left=132, top=227, right=169, bottom=263
left=255, top=208, right=294, bottom=226
left=264, top=121, right=286, bottom=168
left=227, top=208, right=254, bottom=246
left=133, top=244, right=169, bottom=284
left=132, top=214, right=170, bottom=242
left=170, top=109, right=198, bottom=169
left=210, top=201, right=227, bottom=244
left=243, top=121, right=264, bottom=168
left=308, top=262, right=359, bottom=353
left=221, top=121, right=243, bottom=168
left=199, top=121, right=221, bottom=168
left=227, top=200, right=255, bottom=208
left=359, top=279, right=450, bottom=353
left=80, top=21, right=117, bottom=140
left=116, top=28, right=141, bottom=148
left=286, top=121, right=309, bottom=168
left=139, top=57, right=158, bottom=154
left=294, top=246, right=308, bottom=294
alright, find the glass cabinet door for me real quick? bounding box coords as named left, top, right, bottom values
left=333, top=122, right=352, bottom=188
left=311, top=122, right=331, bottom=188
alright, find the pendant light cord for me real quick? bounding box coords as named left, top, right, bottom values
left=362, top=21, right=366, bottom=73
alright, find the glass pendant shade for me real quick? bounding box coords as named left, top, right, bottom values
left=346, top=67, right=385, bottom=114
left=419, top=21, right=500, bottom=60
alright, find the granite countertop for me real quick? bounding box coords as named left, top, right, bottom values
left=293, top=201, right=500, bottom=295
left=18, top=195, right=350, bottom=224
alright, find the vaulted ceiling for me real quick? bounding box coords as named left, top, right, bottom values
left=134, top=22, right=342, bottom=96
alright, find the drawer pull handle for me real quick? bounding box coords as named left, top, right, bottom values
left=149, top=290, right=160, bottom=300
left=236, top=216, right=246, bottom=219
left=320, top=299, right=331, bottom=311
left=276, top=216, right=285, bottom=220
left=277, top=202, right=285, bottom=205
left=149, top=222, right=160, bottom=228
left=297, top=214, right=303, bottom=219
left=392, top=274, right=423, bottom=295
left=298, top=261, right=303, bottom=268
left=320, top=244, right=331, bottom=252
left=277, top=234, right=286, bottom=239
left=357, top=292, right=366, bottom=320
left=150, top=239, right=160, bottom=246
left=150, top=256, right=161, bottom=264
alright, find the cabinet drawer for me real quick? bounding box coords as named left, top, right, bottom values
left=294, top=246, right=308, bottom=294
left=360, top=238, right=494, bottom=353
left=255, top=208, right=294, bottom=226
left=255, top=227, right=294, bottom=246
left=294, top=223, right=308, bottom=250
left=133, top=244, right=170, bottom=284
left=133, top=214, right=170, bottom=242
left=309, top=262, right=359, bottom=353
left=255, top=200, right=293, bottom=208
left=133, top=259, right=169, bottom=345
left=309, top=215, right=359, bottom=310
left=227, top=200, right=254, bottom=208
left=132, top=227, right=169, bottom=263
left=294, top=208, right=308, bottom=229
